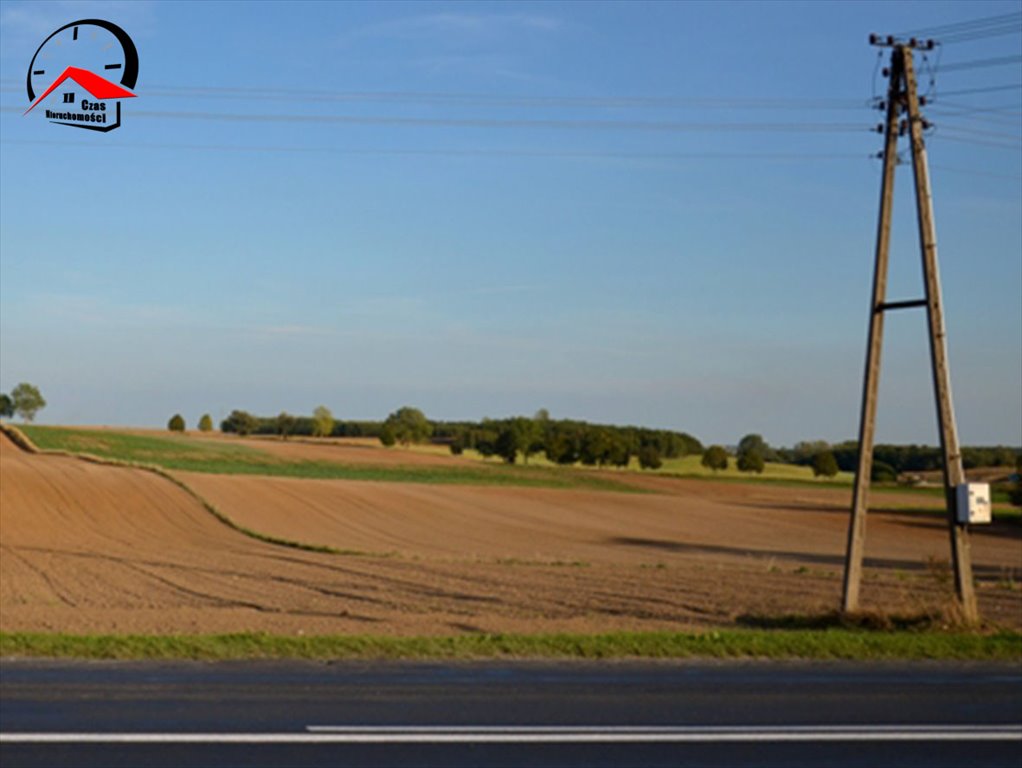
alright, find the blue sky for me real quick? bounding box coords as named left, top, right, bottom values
left=1, top=0, right=1019, bottom=447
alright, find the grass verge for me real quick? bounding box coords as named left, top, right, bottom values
left=1, top=628, right=1019, bottom=662
left=17, top=425, right=638, bottom=492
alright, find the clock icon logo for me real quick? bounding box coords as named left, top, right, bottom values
left=24, top=19, right=139, bottom=132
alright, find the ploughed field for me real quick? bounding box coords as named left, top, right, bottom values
left=1, top=431, right=1020, bottom=636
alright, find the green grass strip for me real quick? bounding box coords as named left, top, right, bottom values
left=18, top=425, right=638, bottom=492
left=2, top=629, right=1019, bottom=661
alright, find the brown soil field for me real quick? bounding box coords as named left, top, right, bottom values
left=2, top=432, right=1020, bottom=636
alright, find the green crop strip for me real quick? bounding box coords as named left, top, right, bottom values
left=18, top=425, right=639, bottom=492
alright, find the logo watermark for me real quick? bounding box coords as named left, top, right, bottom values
left=24, top=19, right=139, bottom=132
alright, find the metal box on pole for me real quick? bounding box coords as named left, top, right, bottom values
left=956, top=483, right=992, bottom=525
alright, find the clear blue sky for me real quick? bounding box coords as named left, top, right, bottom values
left=1, top=0, right=1019, bottom=447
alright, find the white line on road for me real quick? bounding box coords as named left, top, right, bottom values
left=2, top=725, right=1020, bottom=744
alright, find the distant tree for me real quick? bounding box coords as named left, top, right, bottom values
left=871, top=460, right=898, bottom=483
left=580, top=427, right=613, bottom=467
left=790, top=440, right=831, bottom=466
left=0, top=393, right=13, bottom=419
left=1010, top=455, right=1022, bottom=507
left=221, top=409, right=259, bottom=436
left=275, top=412, right=296, bottom=440
left=494, top=426, right=519, bottom=464
left=702, top=445, right=729, bottom=472
left=167, top=413, right=186, bottom=432
left=378, top=423, right=397, bottom=447
left=517, top=416, right=544, bottom=464
left=637, top=444, right=663, bottom=470
left=472, top=426, right=499, bottom=458
left=604, top=433, right=632, bottom=468
left=812, top=450, right=839, bottom=478
left=11, top=383, right=46, bottom=422
left=312, top=405, right=334, bottom=438
left=737, top=448, right=765, bottom=474
left=545, top=425, right=580, bottom=465
left=197, top=413, right=214, bottom=432
left=449, top=433, right=466, bottom=455
left=383, top=406, right=432, bottom=446
left=736, top=433, right=768, bottom=474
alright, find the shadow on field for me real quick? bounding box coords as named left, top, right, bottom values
left=607, top=536, right=1011, bottom=577
left=895, top=518, right=1022, bottom=541
left=735, top=610, right=952, bottom=631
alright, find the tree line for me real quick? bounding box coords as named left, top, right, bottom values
left=432, top=410, right=703, bottom=468
left=216, top=405, right=703, bottom=468
left=207, top=405, right=1019, bottom=483
left=777, top=440, right=1020, bottom=481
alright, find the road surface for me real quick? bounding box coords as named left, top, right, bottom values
left=2, top=659, right=1020, bottom=766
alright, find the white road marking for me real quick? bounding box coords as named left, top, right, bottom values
left=1, top=725, right=1020, bottom=744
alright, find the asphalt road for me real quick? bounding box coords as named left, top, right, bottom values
left=1, top=659, right=1020, bottom=767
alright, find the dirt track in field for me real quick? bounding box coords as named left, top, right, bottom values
left=2, top=432, right=1020, bottom=635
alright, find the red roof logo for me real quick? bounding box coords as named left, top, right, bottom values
left=24, top=66, right=135, bottom=115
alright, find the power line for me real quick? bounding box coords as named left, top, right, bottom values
left=897, top=10, right=1022, bottom=37
left=938, top=25, right=1022, bottom=44
left=937, top=55, right=1022, bottom=73
left=0, top=139, right=869, bottom=162
left=931, top=163, right=1022, bottom=181
left=934, top=124, right=1022, bottom=142
left=930, top=133, right=1022, bottom=151
left=932, top=83, right=1022, bottom=98
left=928, top=108, right=1022, bottom=129
left=2, top=105, right=869, bottom=133
left=895, top=11, right=1022, bottom=44
left=0, top=79, right=868, bottom=112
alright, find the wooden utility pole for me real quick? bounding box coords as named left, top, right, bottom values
left=841, top=41, right=978, bottom=623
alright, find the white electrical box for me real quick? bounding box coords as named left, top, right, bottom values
left=956, top=483, right=991, bottom=525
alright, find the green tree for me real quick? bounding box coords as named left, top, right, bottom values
left=517, top=416, right=544, bottom=464
left=736, top=448, right=765, bottom=474
left=384, top=406, right=432, bottom=446
left=604, top=433, right=631, bottom=468
left=790, top=440, right=831, bottom=466
left=494, top=426, right=519, bottom=464
left=167, top=413, right=186, bottom=432
left=275, top=412, right=296, bottom=440
left=544, top=425, right=579, bottom=465
left=871, top=460, right=898, bottom=483
left=0, top=393, right=13, bottom=419
left=701, top=445, right=729, bottom=472
left=580, top=427, right=613, bottom=466
left=11, top=383, right=46, bottom=422
left=221, top=409, right=258, bottom=436
left=1009, top=455, right=1022, bottom=507
left=736, top=433, right=768, bottom=473
left=312, top=405, right=334, bottom=438
left=638, top=444, right=663, bottom=470
left=812, top=450, right=839, bottom=478
left=197, top=413, right=214, bottom=432
left=378, top=423, right=397, bottom=447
